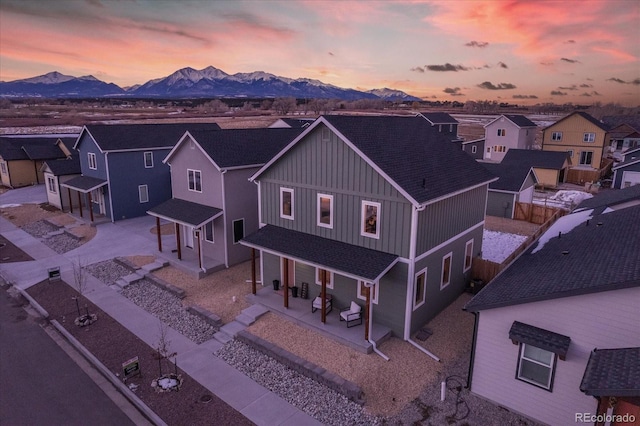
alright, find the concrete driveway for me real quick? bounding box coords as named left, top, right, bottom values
left=0, top=184, right=47, bottom=206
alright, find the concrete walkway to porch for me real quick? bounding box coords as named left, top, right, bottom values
left=246, top=285, right=391, bottom=354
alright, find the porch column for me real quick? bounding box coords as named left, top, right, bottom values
left=251, top=249, right=256, bottom=295
left=77, top=191, right=83, bottom=218
left=155, top=217, right=162, bottom=252
left=87, top=191, right=94, bottom=222
left=68, top=187, right=73, bottom=213
left=196, top=230, right=202, bottom=270
left=283, top=258, right=289, bottom=309
left=175, top=223, right=182, bottom=260
left=321, top=269, right=327, bottom=323
left=365, top=285, right=371, bottom=341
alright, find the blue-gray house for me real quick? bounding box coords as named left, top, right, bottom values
left=62, top=123, right=220, bottom=222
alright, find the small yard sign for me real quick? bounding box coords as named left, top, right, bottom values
left=122, top=356, right=141, bottom=380
left=48, top=266, right=61, bottom=282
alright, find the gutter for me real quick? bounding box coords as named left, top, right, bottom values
left=408, top=339, right=440, bottom=362
left=365, top=283, right=389, bottom=361
left=466, top=311, right=479, bottom=389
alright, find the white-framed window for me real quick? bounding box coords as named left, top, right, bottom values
left=413, top=267, right=427, bottom=310
left=88, top=152, right=97, bottom=170
left=0, top=162, right=7, bottom=175
left=232, top=218, right=244, bottom=244
left=144, top=151, right=154, bottom=168
left=188, top=169, right=202, bottom=192
left=361, top=201, right=380, bottom=239
left=449, top=124, right=454, bottom=132
left=204, top=221, right=214, bottom=243
left=441, top=252, right=452, bottom=289
left=551, top=132, right=562, bottom=141
left=497, top=128, right=506, bottom=137
left=464, top=239, right=473, bottom=272
left=47, top=176, right=57, bottom=193
left=317, top=193, right=333, bottom=228
left=138, top=184, right=149, bottom=203
left=567, top=149, right=573, bottom=158
left=438, top=124, right=443, bottom=132
left=280, top=187, right=294, bottom=220
left=486, top=147, right=491, bottom=153
left=357, top=281, right=378, bottom=304
left=471, top=146, right=477, bottom=154
left=583, top=132, right=596, bottom=143
left=517, top=343, right=556, bottom=390
left=579, top=151, right=593, bottom=166
left=315, top=268, right=334, bottom=289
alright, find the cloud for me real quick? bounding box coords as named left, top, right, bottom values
left=632, top=78, right=640, bottom=85
left=550, top=90, right=567, bottom=96
left=497, top=62, right=508, bottom=69
left=540, top=62, right=554, bottom=66
left=580, top=83, right=593, bottom=88
left=328, top=52, right=334, bottom=56
left=560, top=57, right=580, bottom=63
left=564, top=39, right=576, bottom=44
left=465, top=41, right=489, bottom=48
left=512, top=94, right=539, bottom=99
left=607, top=77, right=628, bottom=84
left=426, top=63, right=469, bottom=72
left=558, top=85, right=578, bottom=90
left=443, top=87, right=464, bottom=96
left=410, top=66, right=425, bottom=73
left=580, top=92, right=592, bottom=97
left=477, top=81, right=516, bottom=90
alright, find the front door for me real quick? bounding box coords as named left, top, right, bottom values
left=91, top=188, right=105, bottom=215
left=281, top=258, right=295, bottom=289
left=183, top=225, right=194, bottom=249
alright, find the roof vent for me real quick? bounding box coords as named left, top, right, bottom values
left=422, top=178, right=427, bottom=188
left=562, top=250, right=569, bottom=255
left=597, top=222, right=603, bottom=227
left=558, top=231, right=562, bottom=239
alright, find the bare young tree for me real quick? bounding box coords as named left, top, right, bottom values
left=154, top=321, right=177, bottom=377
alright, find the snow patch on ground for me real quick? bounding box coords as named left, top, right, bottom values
left=482, top=230, right=528, bottom=264
left=534, top=189, right=593, bottom=210
left=0, top=203, right=21, bottom=208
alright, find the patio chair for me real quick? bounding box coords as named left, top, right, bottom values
left=340, top=301, right=363, bottom=328
left=311, top=294, right=333, bottom=315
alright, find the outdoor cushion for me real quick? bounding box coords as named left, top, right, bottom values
left=350, top=301, right=361, bottom=313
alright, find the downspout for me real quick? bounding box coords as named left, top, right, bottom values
left=466, top=311, right=479, bottom=389
left=105, top=152, right=115, bottom=222
left=365, top=282, right=389, bottom=361
left=221, top=169, right=229, bottom=268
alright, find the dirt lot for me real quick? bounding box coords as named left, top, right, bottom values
left=0, top=204, right=97, bottom=241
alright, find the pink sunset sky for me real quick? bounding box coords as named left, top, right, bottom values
left=1, top=0, right=638, bottom=105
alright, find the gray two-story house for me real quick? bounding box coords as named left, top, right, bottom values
left=241, top=115, right=496, bottom=340
left=483, top=114, right=537, bottom=162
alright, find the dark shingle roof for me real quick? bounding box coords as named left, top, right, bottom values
left=0, top=137, right=66, bottom=161
left=545, top=111, right=610, bottom=131
left=501, top=149, right=570, bottom=170
left=500, top=114, right=537, bottom=128
left=419, top=112, right=459, bottom=125
left=509, top=321, right=571, bottom=359
left=575, top=184, right=640, bottom=211
left=61, top=175, right=107, bottom=193
left=602, top=115, right=640, bottom=132
left=481, top=162, right=535, bottom=192
left=187, top=128, right=304, bottom=168
left=44, top=157, right=81, bottom=176
left=580, top=347, right=640, bottom=397
left=0, top=138, right=28, bottom=160
left=323, top=115, right=495, bottom=204
left=147, top=198, right=222, bottom=228
left=465, top=205, right=640, bottom=312
left=241, top=225, right=398, bottom=282
left=84, top=123, right=221, bottom=152
left=280, top=118, right=314, bottom=128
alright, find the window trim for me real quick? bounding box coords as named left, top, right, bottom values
left=232, top=218, right=244, bottom=244
left=583, top=132, right=596, bottom=143
left=413, top=267, right=427, bottom=310
left=464, top=239, right=473, bottom=272
left=441, top=252, right=452, bottom=290
left=497, top=128, right=506, bottom=137
left=357, top=281, right=378, bottom=304
left=566, top=149, right=573, bottom=158
left=0, top=162, right=7, bottom=175
left=47, top=176, right=57, bottom=193
left=88, top=152, right=97, bottom=170
left=144, top=151, right=154, bottom=168
left=317, top=193, right=333, bottom=229
left=315, top=268, right=334, bottom=289
left=138, top=184, right=149, bottom=203
left=551, top=131, right=563, bottom=142
left=579, top=150, right=593, bottom=166
left=203, top=221, right=214, bottom=243
left=280, top=187, right=294, bottom=220
left=516, top=343, right=557, bottom=391
left=471, top=145, right=477, bottom=154
left=361, top=200, right=381, bottom=239
left=187, top=169, right=202, bottom=192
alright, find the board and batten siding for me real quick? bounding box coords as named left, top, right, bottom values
left=471, top=286, right=640, bottom=426
left=416, top=184, right=487, bottom=255
left=259, top=125, right=413, bottom=258
left=486, top=191, right=516, bottom=218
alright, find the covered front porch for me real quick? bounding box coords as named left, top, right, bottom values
left=60, top=175, right=108, bottom=223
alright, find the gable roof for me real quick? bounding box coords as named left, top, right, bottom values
left=464, top=205, right=640, bottom=312
left=253, top=115, right=496, bottom=206
left=544, top=111, right=610, bottom=131
left=485, top=114, right=536, bottom=129
left=580, top=347, right=640, bottom=397
left=574, top=184, right=640, bottom=212
left=418, top=112, right=458, bottom=125
left=481, top=162, right=536, bottom=192
left=269, top=118, right=315, bottom=128
left=43, top=156, right=81, bottom=176
left=501, top=149, right=570, bottom=170
left=0, top=137, right=67, bottom=161
left=77, top=122, right=222, bottom=152
left=169, top=128, right=304, bottom=170
left=602, top=115, right=640, bottom=132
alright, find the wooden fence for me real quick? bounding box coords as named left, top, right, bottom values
left=566, top=158, right=614, bottom=185
left=514, top=202, right=564, bottom=224
left=472, top=208, right=565, bottom=285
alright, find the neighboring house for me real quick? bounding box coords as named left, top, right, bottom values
left=417, top=112, right=462, bottom=143
left=483, top=114, right=537, bottom=162
left=42, top=156, right=81, bottom=211
left=0, top=136, right=73, bottom=188
left=147, top=127, right=303, bottom=276
left=480, top=162, right=537, bottom=219
left=241, top=115, right=496, bottom=340
left=464, top=203, right=640, bottom=426
left=612, top=147, right=640, bottom=188
left=501, top=148, right=571, bottom=188
left=61, top=123, right=220, bottom=222
left=461, top=138, right=485, bottom=160
left=573, top=182, right=640, bottom=214
left=269, top=118, right=315, bottom=128
left=541, top=111, right=609, bottom=171
left=606, top=124, right=640, bottom=159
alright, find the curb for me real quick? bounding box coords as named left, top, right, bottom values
left=15, top=286, right=50, bottom=319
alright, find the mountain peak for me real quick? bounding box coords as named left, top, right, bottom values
left=19, top=71, right=76, bottom=84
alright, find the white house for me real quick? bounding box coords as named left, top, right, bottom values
left=484, top=114, right=537, bottom=162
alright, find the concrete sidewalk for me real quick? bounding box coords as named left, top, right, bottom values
left=0, top=199, right=320, bottom=425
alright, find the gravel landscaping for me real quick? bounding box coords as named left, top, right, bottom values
left=21, top=219, right=60, bottom=238
left=42, top=233, right=83, bottom=254
left=86, top=259, right=132, bottom=285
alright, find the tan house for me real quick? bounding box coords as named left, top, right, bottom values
left=541, top=112, right=609, bottom=181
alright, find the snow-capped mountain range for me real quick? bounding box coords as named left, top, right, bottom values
left=0, top=66, right=421, bottom=101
